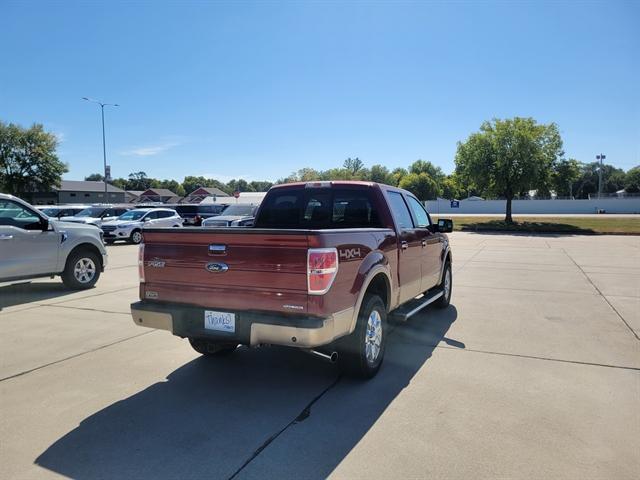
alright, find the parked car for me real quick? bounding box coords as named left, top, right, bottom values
left=131, top=181, right=453, bottom=378
left=164, top=204, right=228, bottom=226
left=101, top=208, right=182, bottom=244
left=36, top=205, right=89, bottom=219
left=0, top=194, right=107, bottom=290
left=59, top=206, right=131, bottom=227
left=201, top=204, right=259, bottom=227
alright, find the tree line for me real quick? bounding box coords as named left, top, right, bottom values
left=2, top=119, right=639, bottom=223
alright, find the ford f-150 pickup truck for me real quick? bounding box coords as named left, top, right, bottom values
left=131, top=181, right=453, bottom=378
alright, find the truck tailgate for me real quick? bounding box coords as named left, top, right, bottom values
left=141, top=228, right=310, bottom=314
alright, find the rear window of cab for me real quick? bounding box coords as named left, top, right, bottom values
left=255, top=188, right=381, bottom=229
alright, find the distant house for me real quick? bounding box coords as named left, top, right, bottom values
left=125, top=190, right=144, bottom=203
left=29, top=180, right=126, bottom=205
left=137, top=188, right=181, bottom=204
left=185, top=187, right=231, bottom=203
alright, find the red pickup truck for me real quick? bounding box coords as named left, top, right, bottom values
left=131, top=181, right=453, bottom=378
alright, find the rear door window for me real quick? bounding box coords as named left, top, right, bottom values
left=387, top=192, right=414, bottom=230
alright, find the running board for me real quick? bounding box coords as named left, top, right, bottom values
left=391, top=289, right=444, bottom=322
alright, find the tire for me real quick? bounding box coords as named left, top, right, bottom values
left=189, top=338, right=238, bottom=356
left=435, top=261, right=452, bottom=309
left=61, top=249, right=101, bottom=290
left=339, top=294, right=387, bottom=379
left=130, top=229, right=143, bottom=244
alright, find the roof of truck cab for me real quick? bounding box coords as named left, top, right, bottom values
left=270, top=180, right=378, bottom=190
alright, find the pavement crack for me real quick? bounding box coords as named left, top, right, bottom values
left=227, top=374, right=342, bottom=480
left=562, top=248, right=639, bottom=341
left=0, top=331, right=155, bottom=382
left=37, top=304, right=130, bottom=316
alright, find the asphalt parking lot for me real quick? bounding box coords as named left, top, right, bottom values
left=1, top=232, right=639, bottom=479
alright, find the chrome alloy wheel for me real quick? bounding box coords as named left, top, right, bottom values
left=73, top=258, right=96, bottom=284
left=444, top=267, right=451, bottom=300
left=131, top=231, right=143, bottom=244
left=365, top=309, right=383, bottom=364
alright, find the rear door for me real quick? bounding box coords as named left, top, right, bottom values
left=386, top=191, right=424, bottom=303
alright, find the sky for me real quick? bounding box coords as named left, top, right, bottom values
left=1, top=0, right=638, bottom=183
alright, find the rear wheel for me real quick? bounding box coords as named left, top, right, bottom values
left=61, top=249, right=101, bottom=290
left=130, top=230, right=143, bottom=244
left=188, top=338, right=238, bottom=356
left=339, top=294, right=387, bottom=379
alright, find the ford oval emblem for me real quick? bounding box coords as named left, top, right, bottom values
left=206, top=262, right=228, bottom=273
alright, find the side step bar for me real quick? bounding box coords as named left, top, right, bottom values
left=391, top=288, right=444, bottom=322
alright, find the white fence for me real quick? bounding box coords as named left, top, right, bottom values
left=425, top=197, right=640, bottom=215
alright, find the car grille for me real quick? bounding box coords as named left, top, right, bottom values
left=102, top=225, right=117, bottom=233
left=205, top=220, right=230, bottom=227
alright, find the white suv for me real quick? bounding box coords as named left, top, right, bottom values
left=101, top=208, right=182, bottom=244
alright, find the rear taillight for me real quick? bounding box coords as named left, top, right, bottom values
left=138, top=244, right=145, bottom=283
left=307, top=248, right=338, bottom=295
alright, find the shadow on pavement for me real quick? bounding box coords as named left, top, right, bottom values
left=0, top=282, right=79, bottom=310
left=35, top=305, right=459, bottom=479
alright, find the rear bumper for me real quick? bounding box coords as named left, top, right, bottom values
left=130, top=301, right=354, bottom=348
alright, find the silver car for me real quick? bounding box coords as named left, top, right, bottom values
left=101, top=208, right=183, bottom=244
left=0, top=194, right=107, bottom=289
left=201, top=204, right=259, bottom=227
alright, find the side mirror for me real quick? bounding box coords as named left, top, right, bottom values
left=143, top=217, right=150, bottom=222
left=437, top=218, right=453, bottom=233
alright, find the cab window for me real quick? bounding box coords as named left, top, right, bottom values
left=406, top=196, right=431, bottom=227
left=387, top=192, right=414, bottom=230
left=0, top=200, right=43, bottom=230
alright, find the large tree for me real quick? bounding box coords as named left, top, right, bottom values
left=624, top=166, right=640, bottom=193
left=552, top=158, right=581, bottom=197
left=0, top=121, right=68, bottom=196
left=343, top=157, right=364, bottom=175
left=455, top=117, right=563, bottom=222
left=398, top=172, right=440, bottom=201
left=85, top=173, right=104, bottom=181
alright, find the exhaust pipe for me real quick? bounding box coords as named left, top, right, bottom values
left=306, top=349, right=338, bottom=363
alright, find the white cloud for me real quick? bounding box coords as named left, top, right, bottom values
left=121, top=141, right=181, bottom=157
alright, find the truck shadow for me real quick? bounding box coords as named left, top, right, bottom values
left=35, top=306, right=459, bottom=479
left=0, top=283, right=78, bottom=310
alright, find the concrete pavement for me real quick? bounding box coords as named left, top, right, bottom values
left=1, top=233, right=638, bottom=479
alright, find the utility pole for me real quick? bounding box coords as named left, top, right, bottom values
left=596, top=154, right=606, bottom=199
left=83, top=98, right=119, bottom=196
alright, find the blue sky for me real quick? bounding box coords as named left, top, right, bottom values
left=1, top=1, right=638, bottom=183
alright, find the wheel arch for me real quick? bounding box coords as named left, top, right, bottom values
left=66, top=242, right=104, bottom=272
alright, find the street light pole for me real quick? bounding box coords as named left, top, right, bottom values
left=83, top=97, right=119, bottom=196
left=596, top=153, right=606, bottom=199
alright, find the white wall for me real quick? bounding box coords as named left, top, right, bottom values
left=424, top=197, right=640, bottom=215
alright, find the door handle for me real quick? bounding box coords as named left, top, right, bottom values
left=0, top=234, right=14, bottom=240
left=421, top=240, right=427, bottom=247
left=401, top=241, right=408, bottom=250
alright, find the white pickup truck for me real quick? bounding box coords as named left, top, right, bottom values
left=0, top=194, right=108, bottom=289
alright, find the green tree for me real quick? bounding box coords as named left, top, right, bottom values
left=624, top=166, right=640, bottom=193
left=0, top=121, right=68, bottom=196
left=390, top=167, right=407, bottom=186
left=409, top=160, right=445, bottom=182
left=398, top=172, right=439, bottom=200
left=85, top=173, right=104, bottom=181
left=157, top=179, right=185, bottom=197
left=552, top=158, right=581, bottom=197
left=249, top=180, right=273, bottom=191
left=343, top=157, right=364, bottom=175
left=297, top=167, right=322, bottom=181
left=226, top=179, right=255, bottom=193
left=127, top=171, right=153, bottom=190
left=369, top=164, right=394, bottom=185
left=573, top=162, right=626, bottom=198
left=181, top=176, right=228, bottom=195
left=455, top=117, right=563, bottom=222
left=441, top=174, right=464, bottom=199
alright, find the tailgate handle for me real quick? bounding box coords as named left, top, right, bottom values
left=209, top=244, right=226, bottom=255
